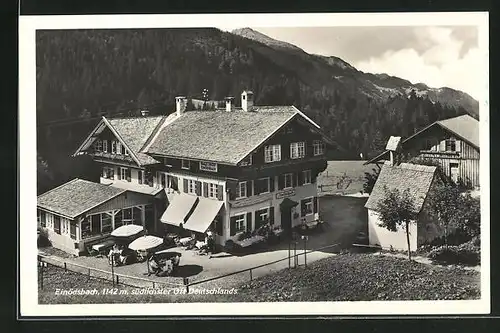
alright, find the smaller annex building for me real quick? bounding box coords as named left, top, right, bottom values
left=37, top=178, right=154, bottom=256
left=364, top=162, right=444, bottom=252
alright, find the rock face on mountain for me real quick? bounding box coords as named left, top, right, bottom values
left=36, top=26, right=477, bottom=189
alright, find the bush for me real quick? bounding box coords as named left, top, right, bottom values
left=37, top=227, right=51, bottom=248
left=428, top=243, right=480, bottom=266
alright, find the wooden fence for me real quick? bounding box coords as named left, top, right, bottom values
left=38, top=242, right=341, bottom=294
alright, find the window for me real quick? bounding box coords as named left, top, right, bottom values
left=313, top=140, right=324, bottom=156
left=286, top=126, right=293, bottom=134
left=240, top=155, right=252, bottom=166
left=181, top=159, right=190, bottom=170
left=303, top=170, right=312, bottom=185
left=61, top=218, right=69, bottom=235
left=39, top=210, right=46, bottom=227
left=81, top=218, right=91, bottom=239
left=234, top=214, right=246, bottom=233
left=114, top=211, right=123, bottom=228
left=53, top=215, right=61, bottom=234
left=284, top=173, right=293, bottom=188
left=138, top=170, right=144, bottom=185
left=257, top=177, right=270, bottom=194
left=208, top=183, right=218, bottom=199
left=290, top=142, right=305, bottom=159
left=102, top=140, right=108, bottom=153
left=96, top=140, right=103, bottom=152
left=301, top=198, right=313, bottom=216
left=101, top=213, right=112, bottom=233
left=188, top=179, right=197, bottom=194
left=46, top=213, right=54, bottom=230
left=102, top=166, right=114, bottom=179
left=445, top=138, right=457, bottom=152
left=116, top=142, right=122, bottom=154
left=236, top=181, right=247, bottom=199
left=200, top=161, right=218, bottom=172
left=122, top=208, right=133, bottom=225
left=258, top=208, right=269, bottom=222
left=111, top=141, right=117, bottom=154
left=264, top=144, right=281, bottom=163
left=120, top=167, right=128, bottom=181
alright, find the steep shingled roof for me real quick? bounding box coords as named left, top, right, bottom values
left=144, top=107, right=301, bottom=164
left=106, top=115, right=166, bottom=165
left=365, top=114, right=480, bottom=165
left=37, top=178, right=126, bottom=218
left=437, top=114, right=479, bottom=149
left=364, top=162, right=437, bottom=213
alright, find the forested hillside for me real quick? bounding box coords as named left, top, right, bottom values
left=36, top=28, right=474, bottom=193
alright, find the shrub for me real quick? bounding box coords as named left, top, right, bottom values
left=37, top=227, right=51, bottom=248
left=428, top=243, right=480, bottom=266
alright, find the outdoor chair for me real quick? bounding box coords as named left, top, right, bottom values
left=86, top=246, right=99, bottom=257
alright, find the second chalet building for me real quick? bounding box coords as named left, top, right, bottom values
left=38, top=91, right=334, bottom=254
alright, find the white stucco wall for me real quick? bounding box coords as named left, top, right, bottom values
left=367, top=209, right=418, bottom=252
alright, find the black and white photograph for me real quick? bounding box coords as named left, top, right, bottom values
left=19, top=12, right=489, bottom=316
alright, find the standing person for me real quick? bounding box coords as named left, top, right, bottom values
left=206, top=231, right=215, bottom=258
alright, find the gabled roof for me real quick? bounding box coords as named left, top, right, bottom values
left=144, top=106, right=334, bottom=165
left=73, top=115, right=166, bottom=166
left=365, top=114, right=480, bottom=165
left=364, top=162, right=437, bottom=213
left=37, top=178, right=126, bottom=219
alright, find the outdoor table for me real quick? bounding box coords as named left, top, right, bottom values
left=178, top=237, right=193, bottom=246
left=92, top=239, right=115, bottom=255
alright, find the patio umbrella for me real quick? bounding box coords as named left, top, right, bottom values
left=111, top=224, right=144, bottom=238
left=128, top=235, right=163, bottom=251
left=128, top=235, right=164, bottom=276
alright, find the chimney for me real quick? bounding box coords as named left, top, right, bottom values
left=225, top=97, right=234, bottom=111
left=175, top=96, right=187, bottom=116
left=385, top=136, right=402, bottom=166
left=140, top=110, right=149, bottom=117
left=241, top=90, right=254, bottom=111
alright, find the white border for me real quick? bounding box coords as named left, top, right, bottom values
left=19, top=12, right=490, bottom=317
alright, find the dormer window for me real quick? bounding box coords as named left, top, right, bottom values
left=313, top=140, right=325, bottom=156
left=200, top=161, right=218, bottom=172
left=181, top=159, right=190, bottom=170
left=445, top=138, right=456, bottom=152
left=116, top=142, right=122, bottom=155
left=290, top=142, right=305, bottom=159
left=240, top=155, right=252, bottom=166
left=96, top=140, right=103, bottom=152
left=264, top=144, right=281, bottom=163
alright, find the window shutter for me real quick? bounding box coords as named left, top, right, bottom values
left=291, top=173, right=296, bottom=188
left=278, top=175, right=284, bottom=190
left=255, top=210, right=262, bottom=230
left=195, top=181, right=201, bottom=196
left=298, top=171, right=304, bottom=186
left=228, top=181, right=237, bottom=200
left=117, top=169, right=121, bottom=180
left=269, top=177, right=275, bottom=192
left=70, top=221, right=76, bottom=239
left=269, top=206, right=275, bottom=225
left=138, top=171, right=143, bottom=184
left=171, top=176, right=178, bottom=191
left=246, top=212, right=252, bottom=232
left=456, top=140, right=461, bottom=152
left=126, top=169, right=131, bottom=182
left=311, top=171, right=317, bottom=184
left=230, top=216, right=237, bottom=236
left=217, top=185, right=224, bottom=201
left=440, top=140, right=446, bottom=151
left=313, top=197, right=318, bottom=214
left=246, top=180, right=252, bottom=197
left=254, top=180, right=261, bottom=196
left=183, top=178, right=188, bottom=193
left=300, top=200, right=305, bottom=217
left=216, top=216, right=223, bottom=235
left=203, top=182, right=208, bottom=197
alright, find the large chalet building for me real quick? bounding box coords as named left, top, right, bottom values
left=365, top=114, right=480, bottom=189
left=37, top=91, right=334, bottom=254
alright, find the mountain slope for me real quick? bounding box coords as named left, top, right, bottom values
left=232, top=27, right=479, bottom=118
left=36, top=27, right=476, bottom=190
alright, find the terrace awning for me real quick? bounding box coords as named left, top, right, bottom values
left=160, top=193, right=198, bottom=227
left=183, top=197, right=223, bottom=234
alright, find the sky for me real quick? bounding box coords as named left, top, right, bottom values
left=224, top=26, right=482, bottom=100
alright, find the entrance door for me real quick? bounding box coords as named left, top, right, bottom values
left=281, top=207, right=292, bottom=235
left=449, top=163, right=459, bottom=183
